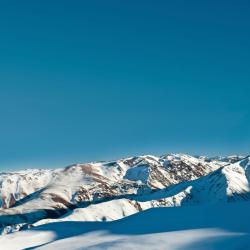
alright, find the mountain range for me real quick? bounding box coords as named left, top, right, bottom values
left=0, top=153, right=250, bottom=249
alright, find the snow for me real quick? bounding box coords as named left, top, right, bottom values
left=124, top=164, right=150, bottom=184
left=32, top=157, right=250, bottom=227
left=0, top=201, right=250, bottom=250
left=0, top=169, right=54, bottom=208
left=1, top=154, right=250, bottom=249
left=33, top=198, right=139, bottom=226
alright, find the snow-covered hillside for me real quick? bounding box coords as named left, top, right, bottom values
left=30, top=155, right=250, bottom=228
left=0, top=153, right=249, bottom=249
left=1, top=201, right=250, bottom=250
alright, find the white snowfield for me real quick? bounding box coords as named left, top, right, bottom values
left=0, top=153, right=249, bottom=249
left=1, top=202, right=250, bottom=250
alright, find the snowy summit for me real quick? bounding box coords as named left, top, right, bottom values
left=0, top=153, right=250, bottom=249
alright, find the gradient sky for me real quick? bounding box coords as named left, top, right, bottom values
left=0, top=1, right=250, bottom=171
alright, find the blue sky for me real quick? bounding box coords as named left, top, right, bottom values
left=0, top=1, right=250, bottom=170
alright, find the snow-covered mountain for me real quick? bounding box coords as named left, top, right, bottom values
left=0, top=153, right=249, bottom=239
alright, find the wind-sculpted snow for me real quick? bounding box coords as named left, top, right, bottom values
left=0, top=153, right=249, bottom=237
left=1, top=202, right=250, bottom=250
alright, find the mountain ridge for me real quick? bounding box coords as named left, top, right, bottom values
left=0, top=153, right=249, bottom=236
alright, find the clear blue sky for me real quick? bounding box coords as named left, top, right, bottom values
left=0, top=1, right=250, bottom=170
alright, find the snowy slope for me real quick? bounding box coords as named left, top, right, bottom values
left=31, top=156, right=250, bottom=228
left=0, top=154, right=249, bottom=239
left=0, top=154, right=226, bottom=231
left=1, top=201, right=250, bottom=250
left=0, top=169, right=56, bottom=208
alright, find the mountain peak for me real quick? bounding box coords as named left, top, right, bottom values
left=0, top=153, right=249, bottom=236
